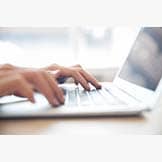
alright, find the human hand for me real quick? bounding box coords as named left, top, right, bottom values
left=17, top=68, right=65, bottom=106
left=0, top=68, right=64, bottom=107
left=43, top=64, right=102, bottom=91
left=1, top=63, right=101, bottom=91
left=0, top=71, right=35, bottom=103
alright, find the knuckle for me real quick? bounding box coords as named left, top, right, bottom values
left=35, top=70, right=46, bottom=77
left=76, top=64, right=82, bottom=68
left=70, top=69, right=75, bottom=75
left=72, top=70, right=78, bottom=77
left=51, top=63, right=58, bottom=67
left=79, top=68, right=84, bottom=73
left=72, top=68, right=78, bottom=74
left=14, top=74, right=23, bottom=82
left=55, top=69, right=61, bottom=77
left=13, top=74, right=26, bottom=89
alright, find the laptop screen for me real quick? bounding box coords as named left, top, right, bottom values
left=119, top=27, right=162, bottom=91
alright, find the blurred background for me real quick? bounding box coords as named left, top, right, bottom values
left=0, top=27, right=139, bottom=81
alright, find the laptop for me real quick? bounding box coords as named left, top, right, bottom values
left=1, top=27, right=162, bottom=118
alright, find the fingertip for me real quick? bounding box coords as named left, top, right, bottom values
left=97, top=84, right=102, bottom=89
left=29, top=96, right=35, bottom=103
left=52, top=98, right=62, bottom=107
left=87, top=87, right=91, bottom=91
left=60, top=96, right=65, bottom=104
left=84, top=84, right=90, bottom=91
left=53, top=102, right=60, bottom=107
left=74, top=81, right=79, bottom=85
left=59, top=90, right=65, bottom=104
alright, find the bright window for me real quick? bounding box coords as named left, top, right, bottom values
left=0, top=27, right=139, bottom=69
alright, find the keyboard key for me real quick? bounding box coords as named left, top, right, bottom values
left=98, top=88, right=122, bottom=105
left=78, top=90, right=92, bottom=106
left=64, top=86, right=126, bottom=108
left=67, top=90, right=78, bottom=107
left=88, top=89, right=107, bottom=105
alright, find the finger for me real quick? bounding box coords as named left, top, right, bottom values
left=0, top=74, right=35, bottom=103
left=74, top=80, right=79, bottom=85
left=15, top=76, right=35, bottom=103
left=72, top=71, right=90, bottom=91
left=14, top=84, right=35, bottom=98
left=32, top=71, right=60, bottom=106
left=51, top=68, right=90, bottom=90
left=71, top=66, right=83, bottom=85
left=43, top=72, right=64, bottom=104
left=79, top=70, right=102, bottom=89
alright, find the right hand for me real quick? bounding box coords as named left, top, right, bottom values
left=43, top=64, right=102, bottom=90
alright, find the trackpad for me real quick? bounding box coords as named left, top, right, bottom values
left=0, top=93, right=52, bottom=115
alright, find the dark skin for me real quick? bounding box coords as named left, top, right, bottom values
left=0, top=64, right=101, bottom=106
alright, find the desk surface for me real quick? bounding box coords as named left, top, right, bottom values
left=0, top=104, right=162, bottom=134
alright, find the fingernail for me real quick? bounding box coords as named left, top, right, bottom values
left=62, top=97, right=65, bottom=104
left=30, top=96, right=35, bottom=103
left=59, top=97, right=65, bottom=104
left=53, top=99, right=60, bottom=107
left=87, top=86, right=91, bottom=91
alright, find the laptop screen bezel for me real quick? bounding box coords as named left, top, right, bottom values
left=113, top=27, right=162, bottom=107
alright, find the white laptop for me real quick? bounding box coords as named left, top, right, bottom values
left=1, top=27, right=162, bottom=118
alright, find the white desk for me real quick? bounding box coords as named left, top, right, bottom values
left=0, top=103, right=162, bottom=134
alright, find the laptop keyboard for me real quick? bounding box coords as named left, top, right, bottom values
left=64, top=86, right=126, bottom=107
